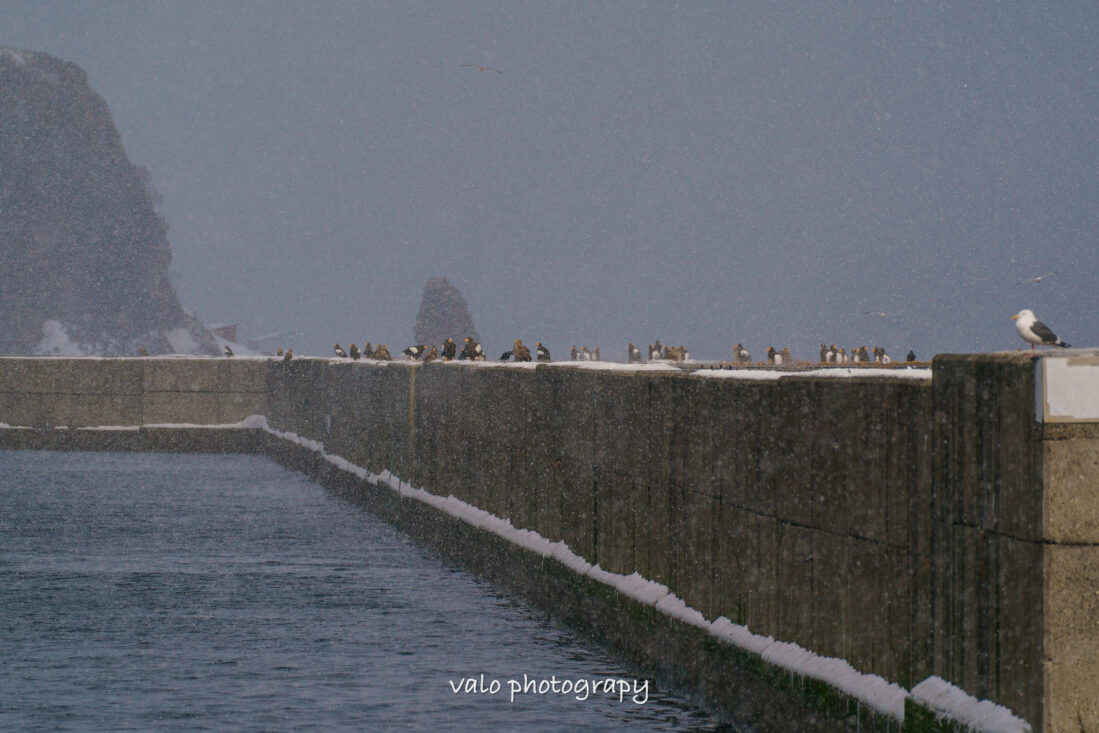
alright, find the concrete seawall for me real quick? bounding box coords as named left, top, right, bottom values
left=1, top=354, right=1096, bottom=731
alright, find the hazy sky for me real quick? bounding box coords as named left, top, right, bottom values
left=3, top=1, right=1096, bottom=360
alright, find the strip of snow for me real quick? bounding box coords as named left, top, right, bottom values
left=75, top=425, right=140, bottom=431
left=5, top=414, right=1030, bottom=728
left=2, top=47, right=28, bottom=66
left=247, top=414, right=908, bottom=721
left=909, top=677, right=1032, bottom=733
left=0, top=422, right=34, bottom=430
left=697, top=367, right=931, bottom=381
left=165, top=328, right=200, bottom=354
left=35, top=320, right=86, bottom=356
left=551, top=361, right=682, bottom=373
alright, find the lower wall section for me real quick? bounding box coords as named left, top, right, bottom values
left=7, top=354, right=1092, bottom=730
left=1, top=422, right=1036, bottom=732
left=262, top=435, right=883, bottom=731
left=0, top=425, right=267, bottom=454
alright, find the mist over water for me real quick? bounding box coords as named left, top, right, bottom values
left=0, top=451, right=734, bottom=731
left=1, top=2, right=1096, bottom=360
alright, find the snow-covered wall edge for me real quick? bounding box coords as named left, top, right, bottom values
left=0, top=414, right=1035, bottom=731
left=2, top=353, right=1093, bottom=730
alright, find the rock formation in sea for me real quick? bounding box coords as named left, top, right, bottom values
left=413, top=277, right=479, bottom=348
left=0, top=47, right=217, bottom=355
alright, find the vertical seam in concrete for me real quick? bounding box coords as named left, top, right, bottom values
left=408, top=365, right=417, bottom=470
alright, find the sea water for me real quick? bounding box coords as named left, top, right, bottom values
left=0, top=450, right=739, bottom=731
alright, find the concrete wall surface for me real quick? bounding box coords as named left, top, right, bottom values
left=0, top=356, right=266, bottom=427
left=1, top=353, right=1096, bottom=731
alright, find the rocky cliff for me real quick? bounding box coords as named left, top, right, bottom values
left=413, top=277, right=479, bottom=347
left=0, top=47, right=216, bottom=355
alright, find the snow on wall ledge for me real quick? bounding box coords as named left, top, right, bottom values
left=0, top=355, right=1058, bottom=730
left=1038, top=350, right=1099, bottom=422
left=909, top=677, right=1032, bottom=733
left=6, top=413, right=1039, bottom=729
left=0, top=415, right=1033, bottom=729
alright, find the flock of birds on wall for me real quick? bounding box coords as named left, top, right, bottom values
left=223, top=305, right=1073, bottom=363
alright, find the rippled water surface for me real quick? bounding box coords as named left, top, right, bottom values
left=0, top=451, right=735, bottom=731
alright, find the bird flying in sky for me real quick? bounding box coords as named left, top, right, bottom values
left=1014, top=272, right=1056, bottom=286
left=463, top=64, right=502, bottom=73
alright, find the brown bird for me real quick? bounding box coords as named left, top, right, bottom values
left=463, top=64, right=502, bottom=73
left=512, top=339, right=532, bottom=362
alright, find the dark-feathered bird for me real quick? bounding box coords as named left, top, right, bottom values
left=733, top=343, right=750, bottom=363
left=570, top=345, right=579, bottom=361
left=512, top=339, right=532, bottom=362
left=223, top=345, right=234, bottom=357
left=349, top=343, right=361, bottom=360
left=334, top=343, right=348, bottom=358
left=373, top=344, right=392, bottom=360
left=906, top=350, right=917, bottom=362
left=536, top=342, right=551, bottom=362
left=500, top=350, right=513, bottom=361
left=283, top=348, right=293, bottom=361
left=362, top=342, right=374, bottom=359
left=461, top=338, right=483, bottom=360
left=423, top=345, right=439, bottom=362
left=442, top=337, right=456, bottom=361
left=627, top=342, right=641, bottom=363
left=403, top=344, right=427, bottom=360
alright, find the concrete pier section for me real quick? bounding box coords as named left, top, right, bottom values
left=1, top=352, right=1096, bottom=731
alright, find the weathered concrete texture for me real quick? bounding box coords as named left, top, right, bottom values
left=929, top=352, right=1099, bottom=732
left=2, top=354, right=1096, bottom=731
left=0, top=426, right=266, bottom=453
left=263, top=435, right=896, bottom=732
left=1043, top=546, right=1099, bottom=733
left=1042, top=434, right=1099, bottom=544
left=0, top=356, right=266, bottom=427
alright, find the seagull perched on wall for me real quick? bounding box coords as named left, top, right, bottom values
left=1013, top=309, right=1069, bottom=351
